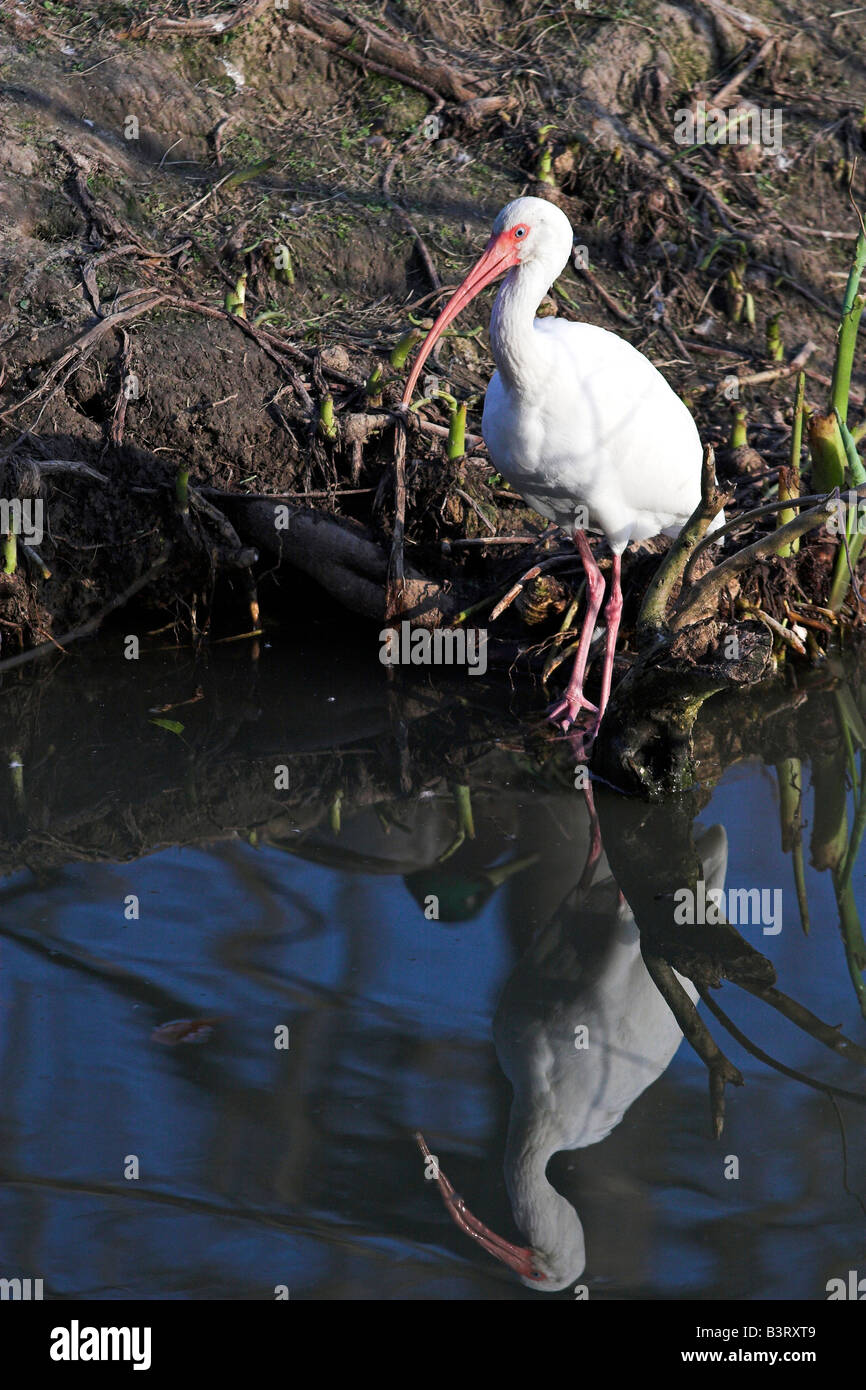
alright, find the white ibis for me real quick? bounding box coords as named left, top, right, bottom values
left=418, top=800, right=728, bottom=1292
left=403, top=196, right=718, bottom=735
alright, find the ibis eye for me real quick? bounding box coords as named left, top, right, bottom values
left=513, top=226, right=528, bottom=239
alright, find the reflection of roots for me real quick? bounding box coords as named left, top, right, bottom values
left=700, top=988, right=866, bottom=1110
left=642, top=952, right=743, bottom=1139
left=643, top=947, right=866, bottom=1139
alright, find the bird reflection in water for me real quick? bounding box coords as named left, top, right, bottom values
left=416, top=787, right=727, bottom=1292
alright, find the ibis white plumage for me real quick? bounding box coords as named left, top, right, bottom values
left=403, top=196, right=718, bottom=735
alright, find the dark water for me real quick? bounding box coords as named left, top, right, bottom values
left=0, top=632, right=865, bottom=1299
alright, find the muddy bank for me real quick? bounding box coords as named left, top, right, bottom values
left=0, top=1, right=865, bottom=721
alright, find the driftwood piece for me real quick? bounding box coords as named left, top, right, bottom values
left=221, top=496, right=454, bottom=626
left=637, top=445, right=730, bottom=645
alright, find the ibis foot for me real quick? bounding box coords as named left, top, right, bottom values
left=547, top=692, right=598, bottom=733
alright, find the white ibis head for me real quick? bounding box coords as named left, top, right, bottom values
left=402, top=196, right=575, bottom=405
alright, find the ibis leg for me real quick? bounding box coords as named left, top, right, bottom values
left=548, top=530, right=605, bottom=731
left=591, top=552, right=623, bottom=738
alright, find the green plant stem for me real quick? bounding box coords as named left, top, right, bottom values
left=2, top=531, right=16, bottom=575
left=792, top=838, right=810, bottom=935
left=176, top=466, right=190, bottom=513
left=828, top=411, right=866, bottom=610
left=830, top=228, right=866, bottom=426
left=777, top=371, right=805, bottom=557
left=453, top=783, right=475, bottom=840
left=366, top=364, right=384, bottom=400
left=776, top=758, right=809, bottom=934
left=273, top=242, right=294, bottom=286
left=730, top=407, right=747, bottom=448
left=448, top=402, right=467, bottom=460
left=390, top=328, right=423, bottom=370
left=766, top=312, right=784, bottom=361
left=319, top=395, right=337, bottom=441
left=832, top=872, right=866, bottom=1018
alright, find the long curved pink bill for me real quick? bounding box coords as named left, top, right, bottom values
left=401, top=234, right=517, bottom=406
left=414, top=1130, right=541, bottom=1281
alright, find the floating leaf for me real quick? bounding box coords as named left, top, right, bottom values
left=151, top=1018, right=218, bottom=1046
left=150, top=718, right=184, bottom=735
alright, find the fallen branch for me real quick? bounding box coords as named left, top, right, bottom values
left=737, top=980, right=866, bottom=1067
left=719, top=339, right=816, bottom=393
left=110, top=329, right=133, bottom=448
left=279, top=2, right=493, bottom=106
left=674, top=496, right=839, bottom=629
left=680, top=488, right=850, bottom=590
left=571, top=264, right=636, bottom=325
left=697, top=0, right=775, bottom=40
left=708, top=35, right=778, bottom=109
left=201, top=485, right=375, bottom=502
left=383, top=152, right=442, bottom=294
left=0, top=294, right=167, bottom=424
left=167, top=295, right=315, bottom=411
left=738, top=601, right=806, bottom=654
left=386, top=417, right=408, bottom=619
left=490, top=563, right=542, bottom=621
left=121, top=0, right=271, bottom=38
left=125, top=0, right=501, bottom=112
left=189, top=488, right=256, bottom=567
left=637, top=445, right=730, bottom=643
left=21, top=459, right=110, bottom=484
left=444, top=535, right=551, bottom=551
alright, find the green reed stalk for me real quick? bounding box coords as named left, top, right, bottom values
left=2, top=531, right=16, bottom=575
left=777, top=371, right=805, bottom=558
left=448, top=402, right=467, bottom=461
left=830, top=227, right=866, bottom=426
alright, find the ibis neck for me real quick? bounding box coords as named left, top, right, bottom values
left=505, top=1126, right=585, bottom=1283
left=489, top=260, right=555, bottom=395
